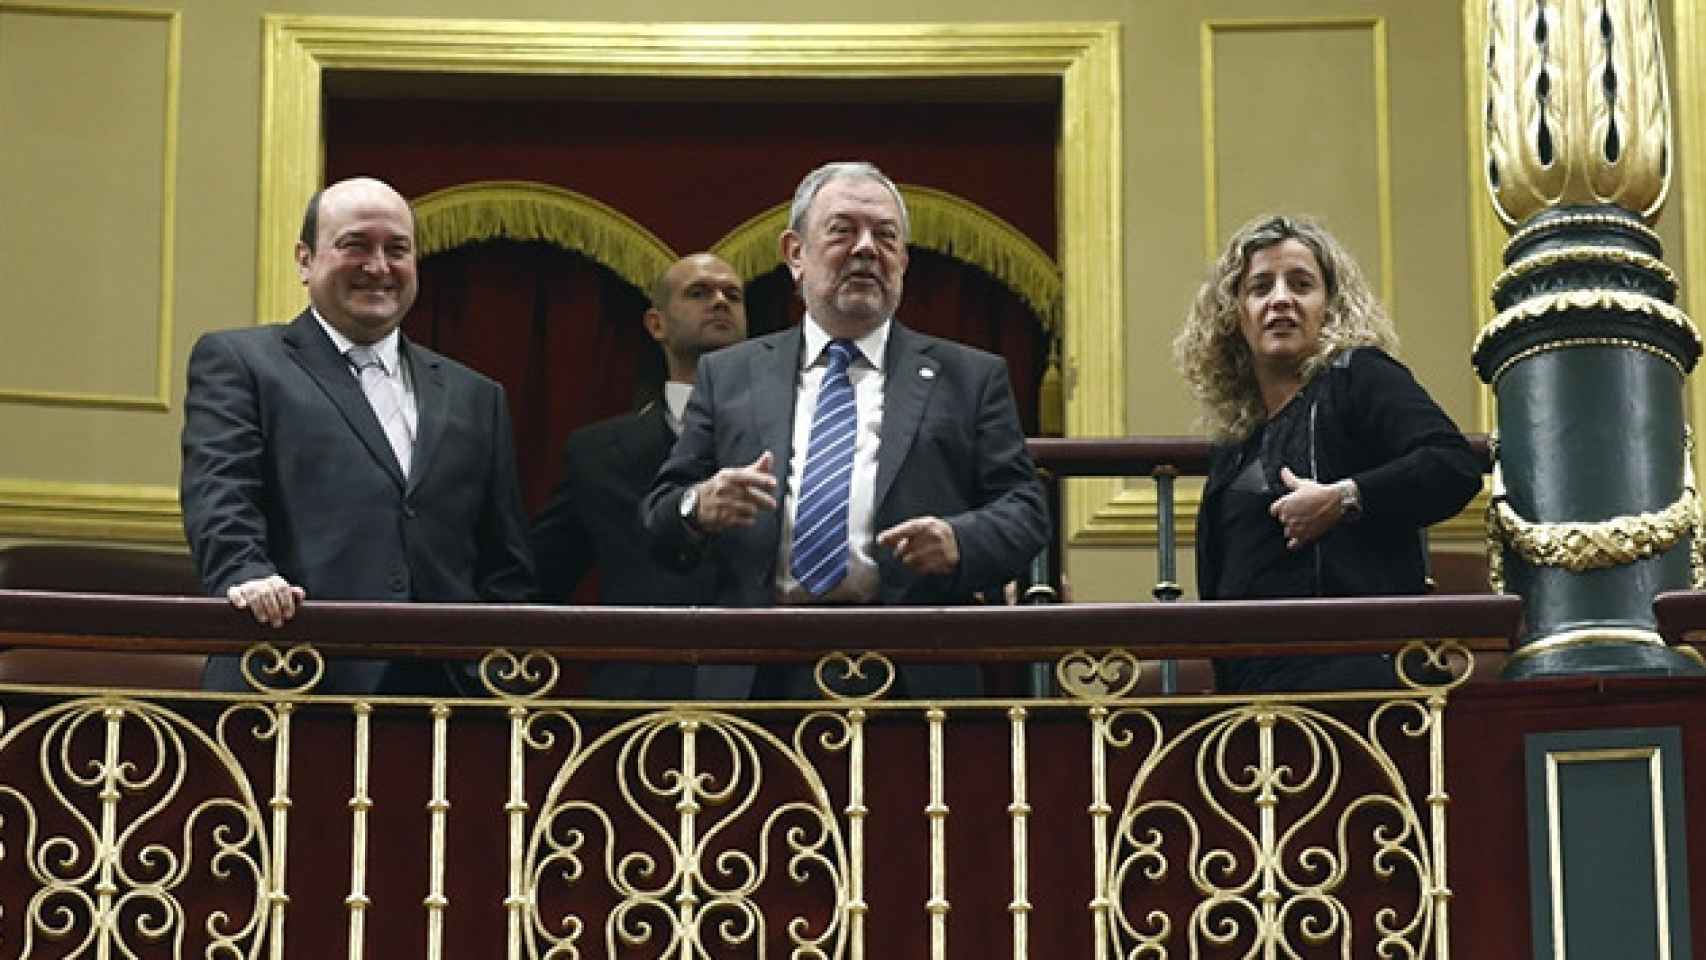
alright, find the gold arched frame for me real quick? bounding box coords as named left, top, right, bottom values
left=710, top=186, right=1063, bottom=330
left=258, top=16, right=1124, bottom=543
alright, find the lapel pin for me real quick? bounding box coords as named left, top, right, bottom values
left=919, top=366, right=936, bottom=380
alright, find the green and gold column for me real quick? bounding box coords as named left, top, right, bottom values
left=1474, top=0, right=1704, bottom=679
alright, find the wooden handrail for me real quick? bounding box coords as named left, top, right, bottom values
left=1652, top=590, right=1706, bottom=645
left=1026, top=434, right=1495, bottom=478
left=0, top=589, right=1519, bottom=662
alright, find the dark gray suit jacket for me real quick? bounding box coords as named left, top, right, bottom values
left=531, top=402, right=717, bottom=699
left=640, top=322, right=1048, bottom=697
left=180, top=310, right=534, bottom=694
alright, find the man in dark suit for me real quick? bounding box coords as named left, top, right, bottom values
left=180, top=176, right=534, bottom=694
left=530, top=253, right=747, bottom=698
left=641, top=161, right=1048, bottom=698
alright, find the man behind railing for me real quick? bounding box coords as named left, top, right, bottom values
left=641, top=161, right=1049, bottom=699
left=530, top=253, right=749, bottom=698
left=179, top=177, right=535, bottom=695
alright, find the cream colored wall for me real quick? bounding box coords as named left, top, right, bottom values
left=0, top=1, right=1696, bottom=600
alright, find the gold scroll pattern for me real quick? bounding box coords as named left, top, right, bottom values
left=1484, top=0, right=1672, bottom=225
left=0, top=698, right=279, bottom=958
left=523, top=710, right=852, bottom=959
left=0, top=643, right=1473, bottom=959
left=1066, top=644, right=1466, bottom=960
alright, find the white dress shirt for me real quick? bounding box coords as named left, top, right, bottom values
left=312, top=309, right=419, bottom=443
left=775, top=314, right=889, bottom=604
left=662, top=380, right=693, bottom=437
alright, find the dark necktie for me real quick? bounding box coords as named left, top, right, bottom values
left=791, top=339, right=858, bottom=595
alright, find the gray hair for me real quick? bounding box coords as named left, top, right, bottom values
left=786, top=161, right=910, bottom=240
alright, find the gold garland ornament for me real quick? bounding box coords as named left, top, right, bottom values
left=1488, top=428, right=1700, bottom=578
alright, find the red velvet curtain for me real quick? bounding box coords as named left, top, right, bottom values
left=404, top=242, right=653, bottom=513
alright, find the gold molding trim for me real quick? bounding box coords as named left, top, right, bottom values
left=256, top=16, right=1123, bottom=544
left=1511, top=626, right=1667, bottom=660
left=1489, top=336, right=1686, bottom=387
left=1199, top=17, right=1394, bottom=310
left=0, top=477, right=184, bottom=544
left=710, top=185, right=1064, bottom=331
left=412, top=180, right=678, bottom=297
left=1678, top=0, right=1706, bottom=495
left=1463, top=0, right=1504, bottom=435
left=1544, top=745, right=1672, bottom=960
left=1490, top=246, right=1678, bottom=302
left=0, top=2, right=179, bottom=412
left=1473, top=289, right=1702, bottom=356
left=1508, top=210, right=1663, bottom=251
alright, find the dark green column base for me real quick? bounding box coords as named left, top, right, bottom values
left=1503, top=633, right=1706, bottom=680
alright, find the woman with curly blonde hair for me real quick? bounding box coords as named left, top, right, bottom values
left=1176, top=214, right=1480, bottom=692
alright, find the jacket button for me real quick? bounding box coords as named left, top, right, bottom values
left=403, top=504, right=417, bottom=519
left=388, top=574, right=406, bottom=591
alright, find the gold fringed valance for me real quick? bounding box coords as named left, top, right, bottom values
left=709, top=185, right=1064, bottom=332
left=411, top=180, right=678, bottom=296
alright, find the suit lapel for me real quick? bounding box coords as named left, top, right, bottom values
left=752, top=329, right=802, bottom=495
left=874, top=322, right=938, bottom=511
left=403, top=338, right=445, bottom=495
left=282, top=311, right=406, bottom=489
left=619, top=402, right=676, bottom=484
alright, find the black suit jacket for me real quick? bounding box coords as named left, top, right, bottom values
left=530, top=402, right=717, bottom=698
left=180, top=310, right=534, bottom=693
left=640, top=322, right=1048, bottom=697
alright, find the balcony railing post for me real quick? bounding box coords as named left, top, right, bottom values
left=1152, top=466, right=1182, bottom=694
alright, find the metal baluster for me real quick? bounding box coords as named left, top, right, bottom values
left=1007, top=706, right=1032, bottom=960
left=346, top=703, right=372, bottom=960
left=1024, top=468, right=1061, bottom=697
left=1152, top=467, right=1182, bottom=694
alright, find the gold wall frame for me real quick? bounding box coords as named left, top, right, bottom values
left=0, top=477, right=183, bottom=543
left=1461, top=0, right=1503, bottom=436
left=1676, top=0, right=1706, bottom=480
left=257, top=16, right=1124, bottom=543
left=0, top=1, right=179, bottom=412
left=1198, top=17, right=1395, bottom=309
left=1543, top=746, right=1675, bottom=960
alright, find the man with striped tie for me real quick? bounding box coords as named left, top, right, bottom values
left=642, top=161, right=1048, bottom=699
left=180, top=177, right=534, bottom=694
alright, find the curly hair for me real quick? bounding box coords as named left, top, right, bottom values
left=1173, top=214, right=1399, bottom=441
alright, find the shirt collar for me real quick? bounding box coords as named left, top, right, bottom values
left=314, top=307, right=403, bottom=375
left=662, top=380, right=693, bottom=434
left=800, top=313, right=889, bottom=372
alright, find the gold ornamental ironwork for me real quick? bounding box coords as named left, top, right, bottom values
left=0, top=643, right=1475, bottom=958
left=0, top=697, right=279, bottom=958
left=1484, top=0, right=1672, bottom=225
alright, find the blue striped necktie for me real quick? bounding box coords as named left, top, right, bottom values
left=791, top=339, right=858, bottom=595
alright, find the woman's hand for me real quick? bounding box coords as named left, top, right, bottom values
left=1269, top=467, right=1352, bottom=550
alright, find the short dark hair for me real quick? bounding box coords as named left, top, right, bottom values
left=298, top=189, right=324, bottom=251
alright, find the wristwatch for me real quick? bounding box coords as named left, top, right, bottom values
left=679, top=484, right=703, bottom=533
left=1336, top=479, right=1363, bottom=522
